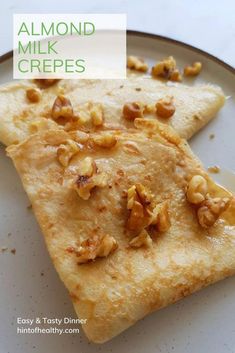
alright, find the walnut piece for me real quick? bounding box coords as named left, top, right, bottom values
left=126, top=183, right=171, bottom=234
left=156, top=97, right=175, bottom=119
left=76, top=234, right=118, bottom=264
left=129, top=229, right=153, bottom=248
left=34, top=79, right=59, bottom=87
left=52, top=95, right=74, bottom=121
left=135, top=183, right=153, bottom=206
left=197, top=196, right=231, bottom=228
left=26, top=88, right=41, bottom=103
left=149, top=201, right=171, bottom=232
left=184, top=62, right=202, bottom=77
left=127, top=200, right=145, bottom=231
left=186, top=175, right=208, bottom=204
left=127, top=56, right=148, bottom=72
left=186, top=175, right=231, bottom=228
left=57, top=139, right=80, bottom=167
left=151, top=56, right=176, bottom=79
left=122, top=102, right=143, bottom=121
left=151, top=56, right=182, bottom=81
left=73, top=157, right=107, bottom=200
left=126, top=184, right=154, bottom=231
left=79, top=157, right=96, bottom=176
left=93, top=133, right=117, bottom=148
left=90, top=104, right=104, bottom=126
left=127, top=185, right=137, bottom=210
left=169, top=69, right=182, bottom=82
left=127, top=184, right=153, bottom=210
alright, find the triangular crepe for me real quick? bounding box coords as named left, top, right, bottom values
left=0, top=78, right=224, bottom=146
left=7, top=119, right=235, bottom=343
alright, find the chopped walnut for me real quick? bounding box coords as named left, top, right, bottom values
left=76, top=103, right=92, bottom=125
left=186, top=175, right=208, bottom=205
left=76, top=234, right=118, bottom=264
left=26, top=88, right=41, bottom=103
left=127, top=185, right=137, bottom=210
left=93, top=133, right=117, bottom=148
left=34, top=79, right=59, bottom=87
left=127, top=56, right=148, bottom=72
left=73, top=157, right=107, bottom=200
left=52, top=95, right=74, bottom=121
left=149, top=201, right=171, bottom=232
left=184, top=62, right=202, bottom=77
left=135, top=183, right=153, bottom=206
left=79, top=157, right=96, bottom=177
left=126, top=184, right=153, bottom=231
left=122, top=102, right=143, bottom=121
left=127, top=184, right=152, bottom=210
left=197, top=196, right=231, bottom=228
left=57, top=139, right=80, bottom=167
left=186, top=175, right=231, bottom=228
left=90, top=104, right=104, bottom=126
left=156, top=97, right=175, bottom=119
left=74, top=176, right=93, bottom=200
left=126, top=183, right=171, bottom=236
left=129, top=229, right=153, bottom=248
left=169, top=69, right=182, bottom=82
left=151, top=56, right=176, bottom=79
left=127, top=200, right=145, bottom=231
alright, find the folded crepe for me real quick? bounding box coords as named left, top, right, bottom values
left=0, top=78, right=225, bottom=146
left=7, top=119, right=235, bottom=343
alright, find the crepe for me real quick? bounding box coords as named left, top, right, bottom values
left=7, top=119, right=235, bottom=343
left=0, top=77, right=225, bottom=146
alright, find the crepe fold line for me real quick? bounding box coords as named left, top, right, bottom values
left=6, top=119, right=235, bottom=343
left=0, top=78, right=225, bottom=146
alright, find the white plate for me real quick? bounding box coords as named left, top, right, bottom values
left=0, top=31, right=235, bottom=353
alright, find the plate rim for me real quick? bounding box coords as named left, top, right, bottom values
left=1, top=29, right=234, bottom=76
